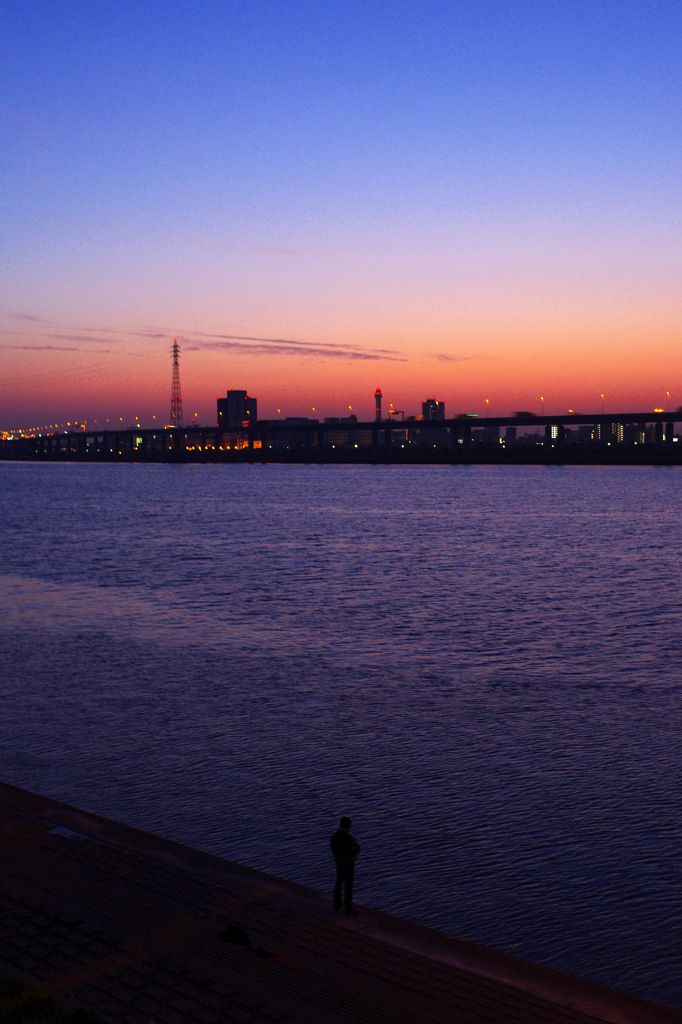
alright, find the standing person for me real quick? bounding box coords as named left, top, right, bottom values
left=330, top=815, right=360, bottom=915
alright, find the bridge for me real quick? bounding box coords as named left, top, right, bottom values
left=2, top=409, right=681, bottom=464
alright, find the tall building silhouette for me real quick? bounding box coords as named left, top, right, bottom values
left=217, top=390, right=257, bottom=429
left=422, top=398, right=445, bottom=421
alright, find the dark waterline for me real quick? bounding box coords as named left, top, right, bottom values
left=1, top=462, right=681, bottom=1007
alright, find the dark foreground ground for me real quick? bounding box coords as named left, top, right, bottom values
left=0, top=781, right=679, bottom=1024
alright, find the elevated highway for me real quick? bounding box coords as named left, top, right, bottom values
left=2, top=409, right=681, bottom=463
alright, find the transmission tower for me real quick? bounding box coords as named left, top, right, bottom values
left=170, top=339, right=183, bottom=427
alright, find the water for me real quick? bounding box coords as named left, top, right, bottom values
left=1, top=461, right=681, bottom=1007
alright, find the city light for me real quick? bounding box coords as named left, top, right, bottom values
left=2, top=392, right=681, bottom=461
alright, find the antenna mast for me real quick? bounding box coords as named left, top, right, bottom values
left=170, top=339, right=183, bottom=427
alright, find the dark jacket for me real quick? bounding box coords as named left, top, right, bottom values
left=331, top=828, right=360, bottom=868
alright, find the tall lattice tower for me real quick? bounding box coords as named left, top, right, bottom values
left=170, top=339, right=183, bottom=427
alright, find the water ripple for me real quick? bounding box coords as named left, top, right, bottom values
left=1, top=462, right=681, bottom=1007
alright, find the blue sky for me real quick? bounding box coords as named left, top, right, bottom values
left=2, top=1, right=681, bottom=427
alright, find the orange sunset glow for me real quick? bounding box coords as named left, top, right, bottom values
left=2, top=3, right=680, bottom=431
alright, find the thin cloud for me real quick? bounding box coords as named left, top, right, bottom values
left=45, top=333, right=119, bottom=345
left=191, top=333, right=406, bottom=361
left=1, top=314, right=122, bottom=349
left=3, top=312, right=51, bottom=323
left=433, top=352, right=494, bottom=362
left=2, top=314, right=406, bottom=362
left=8, top=343, right=80, bottom=352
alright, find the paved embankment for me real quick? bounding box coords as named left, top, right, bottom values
left=0, top=781, right=679, bottom=1024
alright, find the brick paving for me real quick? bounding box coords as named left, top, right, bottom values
left=0, top=782, right=679, bottom=1024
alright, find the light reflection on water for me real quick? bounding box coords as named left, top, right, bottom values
left=1, top=462, right=682, bottom=1007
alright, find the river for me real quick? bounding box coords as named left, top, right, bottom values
left=1, top=461, right=681, bottom=1006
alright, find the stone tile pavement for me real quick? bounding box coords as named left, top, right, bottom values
left=0, top=781, right=679, bottom=1024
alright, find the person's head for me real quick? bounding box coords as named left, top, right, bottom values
left=340, top=816, right=352, bottom=830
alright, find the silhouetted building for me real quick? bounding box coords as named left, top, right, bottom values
left=324, top=415, right=361, bottom=447
left=485, top=422, right=500, bottom=444
left=623, top=423, right=647, bottom=445
left=217, top=390, right=257, bottom=429
left=375, top=388, right=382, bottom=421
left=324, top=415, right=358, bottom=424
left=422, top=398, right=445, bottom=421
left=594, top=422, right=623, bottom=444
left=265, top=417, right=319, bottom=450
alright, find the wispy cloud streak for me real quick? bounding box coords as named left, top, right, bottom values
left=188, top=332, right=405, bottom=361
left=2, top=314, right=406, bottom=362
left=433, top=352, right=492, bottom=362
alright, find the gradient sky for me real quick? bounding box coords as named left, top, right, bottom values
left=2, top=1, right=680, bottom=429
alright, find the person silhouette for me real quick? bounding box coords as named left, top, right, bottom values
left=330, top=816, right=360, bottom=915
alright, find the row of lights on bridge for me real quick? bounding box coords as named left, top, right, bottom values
left=5, top=392, right=675, bottom=439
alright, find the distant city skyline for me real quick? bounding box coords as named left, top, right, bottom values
left=3, top=321, right=679, bottom=433
left=2, top=2, right=680, bottom=431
